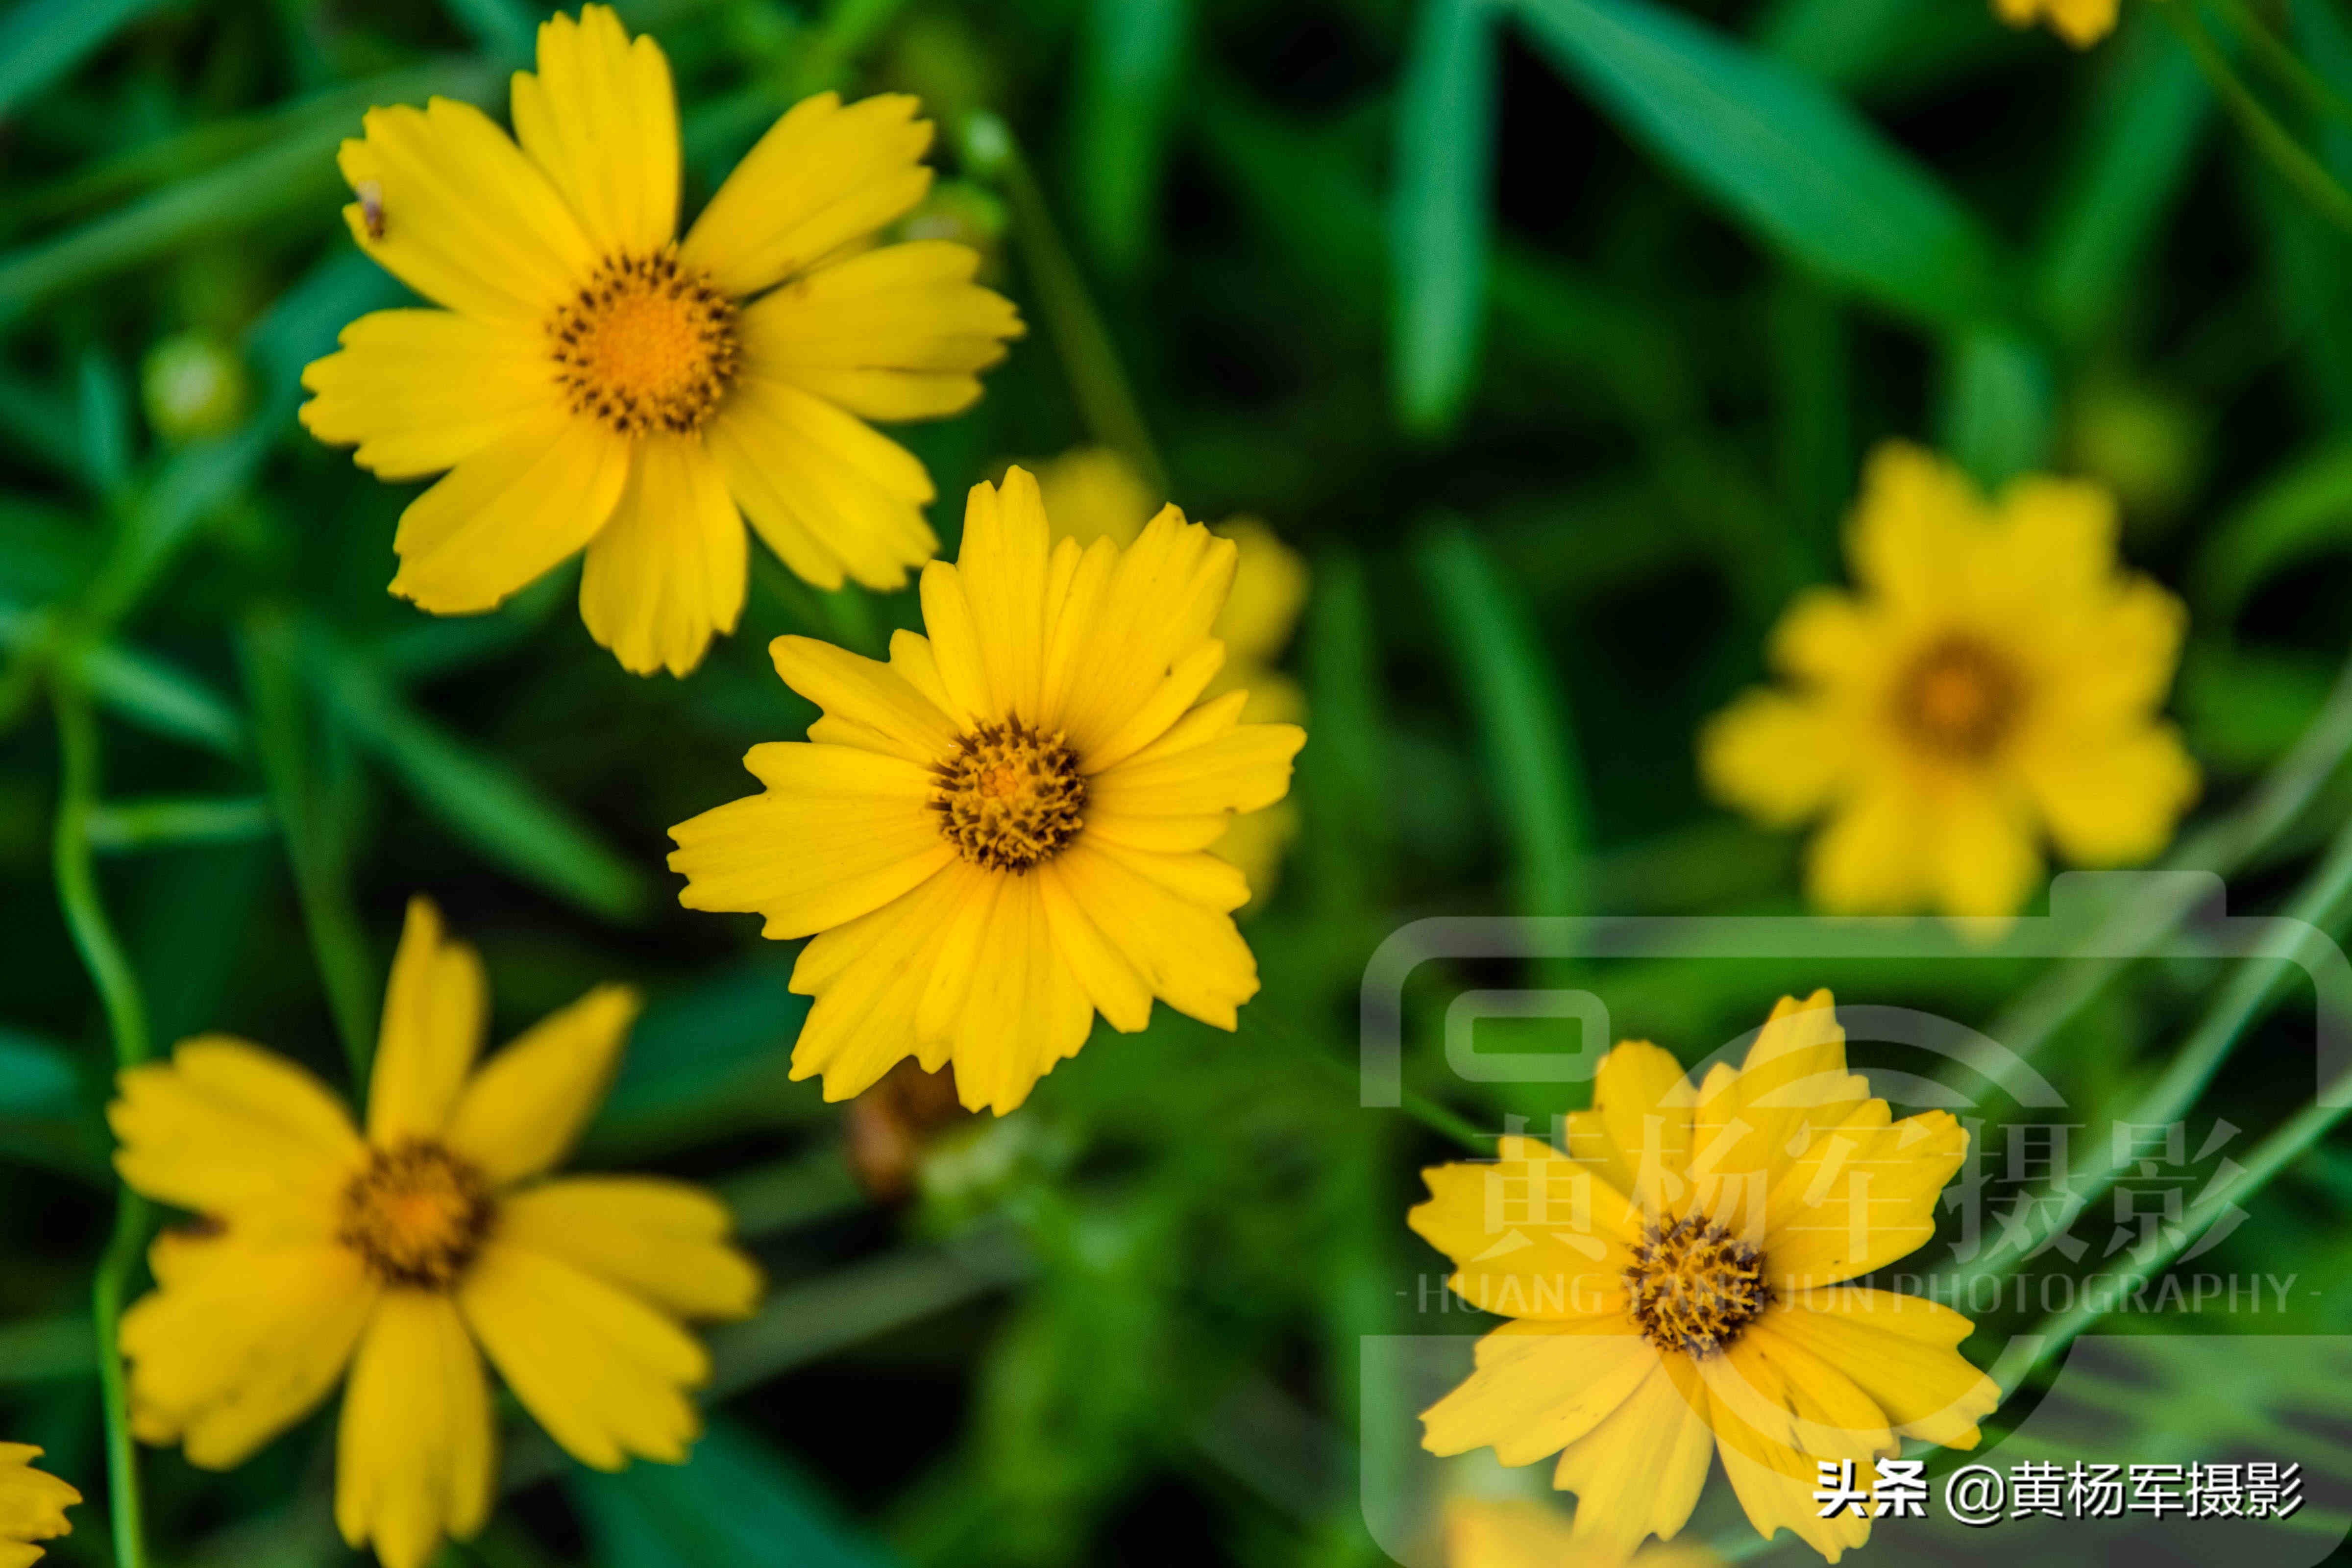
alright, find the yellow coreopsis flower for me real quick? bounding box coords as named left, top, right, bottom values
left=1445, top=1496, right=1717, bottom=1568
left=0, top=1447, right=75, bottom=1568
left=111, top=898, right=760, bottom=1568
left=668, top=466, right=1307, bottom=1115
left=1034, top=446, right=1309, bottom=903
left=300, top=5, right=1024, bottom=677
left=1701, top=441, right=2196, bottom=920
left=1410, top=993, right=1999, bottom=1563
left=1993, top=0, right=2116, bottom=48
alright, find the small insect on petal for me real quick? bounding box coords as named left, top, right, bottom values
left=356, top=180, right=385, bottom=240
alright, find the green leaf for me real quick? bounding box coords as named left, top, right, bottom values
left=0, top=0, right=170, bottom=121
left=1515, top=0, right=2010, bottom=329
left=0, top=63, right=492, bottom=322
left=2192, top=441, right=2352, bottom=622
left=571, top=1419, right=903, bottom=1568
left=79, top=642, right=247, bottom=756
left=1073, top=0, right=1188, bottom=275
left=1417, top=522, right=1588, bottom=917
left=85, top=796, right=271, bottom=852
left=1939, top=325, right=2055, bottom=489
left=2033, top=17, right=2211, bottom=344
left=76, top=349, right=132, bottom=500
left=0, top=1026, right=79, bottom=1118
left=317, top=640, right=649, bottom=923
left=1391, top=0, right=1499, bottom=434
left=584, top=959, right=816, bottom=1157
left=1752, top=0, right=1911, bottom=87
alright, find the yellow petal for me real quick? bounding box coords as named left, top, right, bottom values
left=388, top=406, right=631, bottom=614
left=1803, top=777, right=1931, bottom=915
left=668, top=743, right=953, bottom=938
left=335, top=1291, right=494, bottom=1568
left=368, top=896, right=488, bottom=1147
left=772, top=637, right=962, bottom=762
left=457, top=1239, right=706, bottom=1470
left=1547, top=1356, right=1715, bottom=1556
left=2016, top=721, right=2198, bottom=865
left=298, top=310, right=553, bottom=480
left=443, top=985, right=639, bottom=1186
left=789, top=860, right=992, bottom=1099
left=1420, top=1320, right=1658, bottom=1466
left=1042, top=506, right=1236, bottom=760
left=1697, top=990, right=1870, bottom=1207
left=1588, top=1041, right=1693, bottom=1218
left=510, top=5, right=679, bottom=256
left=579, top=433, right=747, bottom=677
left=1931, top=779, right=2044, bottom=919
left=1696, top=1343, right=1873, bottom=1563
left=706, top=375, right=936, bottom=591
left=1053, top=839, right=1258, bottom=1029
left=122, top=1241, right=375, bottom=1470
left=1406, top=1139, right=1638, bottom=1319
left=1091, top=705, right=1305, bottom=824
left=939, top=872, right=1096, bottom=1115
left=1771, top=1288, right=1999, bottom=1447
left=1699, top=688, right=1850, bottom=830
left=495, top=1177, right=761, bottom=1320
left=110, top=1036, right=362, bottom=1218
left=1762, top=1106, right=1965, bottom=1287
left=0, top=1447, right=77, bottom=1554
left=1845, top=441, right=1984, bottom=616
left=337, top=98, right=593, bottom=324
left=953, top=466, right=1057, bottom=723
left=735, top=239, right=1023, bottom=421
left=1036, top=859, right=1154, bottom=1032
left=681, top=92, right=934, bottom=299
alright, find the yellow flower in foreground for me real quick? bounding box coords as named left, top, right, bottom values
left=1034, top=446, right=1309, bottom=902
left=1410, top=993, right=1999, bottom=1563
left=112, top=898, right=760, bottom=1568
left=300, top=5, right=1023, bottom=677
left=1446, top=1496, right=1717, bottom=1568
left=0, top=1447, right=75, bottom=1568
left=1992, top=0, right=2116, bottom=48
left=668, top=466, right=1307, bottom=1114
left=1702, top=441, right=2196, bottom=919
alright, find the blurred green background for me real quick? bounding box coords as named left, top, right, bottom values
left=10, top=0, right=2352, bottom=1562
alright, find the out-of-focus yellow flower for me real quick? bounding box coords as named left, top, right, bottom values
left=1410, top=993, right=1999, bottom=1564
left=111, top=898, right=760, bottom=1568
left=1992, top=0, right=2116, bottom=48
left=668, top=467, right=1306, bottom=1115
left=1034, top=447, right=1308, bottom=903
left=300, top=5, right=1023, bottom=677
left=0, top=1447, right=76, bottom=1567
left=1701, top=441, right=2196, bottom=920
left=1445, top=1495, right=1718, bottom=1568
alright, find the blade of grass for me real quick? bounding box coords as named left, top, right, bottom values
left=0, top=0, right=170, bottom=121
left=1391, top=0, right=1500, bottom=436
left=1418, top=522, right=1589, bottom=919
left=1074, top=0, right=1189, bottom=276
left=85, top=796, right=272, bottom=852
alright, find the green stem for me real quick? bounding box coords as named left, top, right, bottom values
left=2205, top=0, right=2352, bottom=128
left=1964, top=810, right=2352, bottom=1289
left=2165, top=0, right=2352, bottom=236
left=238, top=612, right=378, bottom=1094
left=960, top=111, right=1170, bottom=498
left=50, top=675, right=151, bottom=1568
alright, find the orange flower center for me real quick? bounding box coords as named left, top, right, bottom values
left=1625, top=1216, right=1768, bottom=1358
left=548, top=249, right=737, bottom=436
left=932, top=720, right=1087, bottom=872
left=339, top=1139, right=493, bottom=1289
left=1893, top=633, right=2021, bottom=761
